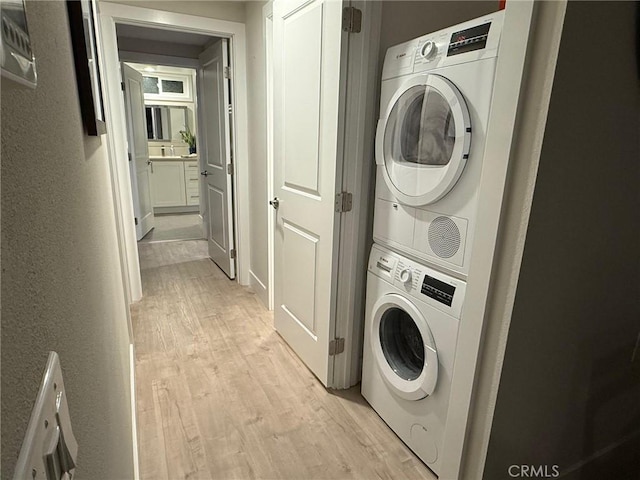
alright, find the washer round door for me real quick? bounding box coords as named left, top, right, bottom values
left=371, top=293, right=438, bottom=400
left=376, top=74, right=471, bottom=206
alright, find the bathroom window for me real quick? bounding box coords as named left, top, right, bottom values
left=142, top=73, right=192, bottom=101
left=142, top=76, right=160, bottom=94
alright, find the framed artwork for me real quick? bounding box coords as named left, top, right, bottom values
left=67, top=0, right=106, bottom=136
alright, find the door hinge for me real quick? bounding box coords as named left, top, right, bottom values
left=335, top=192, right=353, bottom=213
left=134, top=217, right=138, bottom=226
left=224, top=66, right=231, bottom=79
left=342, top=6, right=362, bottom=33
left=329, top=338, right=345, bottom=356
left=121, top=81, right=125, bottom=91
left=227, top=163, right=234, bottom=175
left=230, top=248, right=236, bottom=259
left=128, top=152, right=132, bottom=162
left=227, top=104, right=233, bottom=114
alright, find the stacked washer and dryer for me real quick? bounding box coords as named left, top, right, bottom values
left=362, top=12, right=504, bottom=476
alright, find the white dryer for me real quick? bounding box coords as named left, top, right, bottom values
left=374, top=12, right=504, bottom=276
left=362, top=244, right=466, bottom=476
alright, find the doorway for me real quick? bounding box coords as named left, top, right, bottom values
left=99, top=3, right=251, bottom=300
left=120, top=61, right=204, bottom=245
left=116, top=25, right=238, bottom=280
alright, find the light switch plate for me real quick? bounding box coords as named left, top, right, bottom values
left=13, top=352, right=78, bottom=480
left=1, top=0, right=37, bottom=88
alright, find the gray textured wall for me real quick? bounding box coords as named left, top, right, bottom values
left=1, top=1, right=134, bottom=478
left=483, top=2, right=640, bottom=479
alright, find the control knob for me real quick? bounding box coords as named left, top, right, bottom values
left=421, top=41, right=437, bottom=60
left=399, top=268, right=412, bottom=285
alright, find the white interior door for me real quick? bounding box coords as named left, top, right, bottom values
left=122, top=63, right=154, bottom=240
left=199, top=39, right=236, bottom=279
left=273, top=0, right=344, bottom=386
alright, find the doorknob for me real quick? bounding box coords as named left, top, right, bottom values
left=200, top=170, right=209, bottom=177
left=269, top=197, right=280, bottom=210
left=147, top=159, right=153, bottom=173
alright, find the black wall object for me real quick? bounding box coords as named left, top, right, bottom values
left=67, top=0, right=106, bottom=136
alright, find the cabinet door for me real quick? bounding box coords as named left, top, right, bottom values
left=151, top=161, right=186, bottom=207
left=184, top=161, right=200, bottom=206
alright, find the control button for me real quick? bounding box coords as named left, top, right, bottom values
left=421, top=41, right=437, bottom=60
left=399, top=268, right=412, bottom=284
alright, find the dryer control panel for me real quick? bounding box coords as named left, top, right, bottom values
left=369, top=244, right=466, bottom=319
left=379, top=10, right=504, bottom=79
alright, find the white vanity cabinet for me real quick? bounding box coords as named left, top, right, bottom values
left=150, top=158, right=200, bottom=212
left=184, top=161, right=200, bottom=206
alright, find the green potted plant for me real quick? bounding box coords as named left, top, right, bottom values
left=179, top=127, right=196, bottom=154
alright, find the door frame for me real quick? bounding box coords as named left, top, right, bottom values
left=98, top=2, right=251, bottom=304
left=263, top=1, right=275, bottom=311
left=331, top=0, right=382, bottom=389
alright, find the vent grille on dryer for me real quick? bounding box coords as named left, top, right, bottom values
left=428, top=216, right=461, bottom=259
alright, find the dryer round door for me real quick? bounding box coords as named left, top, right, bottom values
left=370, top=293, right=438, bottom=400
left=376, top=74, right=471, bottom=206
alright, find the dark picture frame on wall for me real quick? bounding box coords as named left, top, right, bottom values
left=67, top=0, right=106, bottom=136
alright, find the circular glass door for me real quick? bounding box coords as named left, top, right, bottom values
left=379, top=307, right=425, bottom=381
left=376, top=74, right=471, bottom=206
left=371, top=294, right=438, bottom=400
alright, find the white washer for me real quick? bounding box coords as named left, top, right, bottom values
left=373, top=12, right=504, bottom=277
left=362, top=244, right=466, bottom=476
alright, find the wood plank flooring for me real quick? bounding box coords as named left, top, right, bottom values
left=139, top=214, right=204, bottom=244
left=132, top=240, right=436, bottom=480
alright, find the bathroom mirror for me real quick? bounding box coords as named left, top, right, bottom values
left=145, top=105, right=188, bottom=141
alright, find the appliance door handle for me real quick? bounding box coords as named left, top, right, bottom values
left=376, top=261, right=392, bottom=272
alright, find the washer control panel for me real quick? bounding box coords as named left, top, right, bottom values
left=413, top=32, right=448, bottom=70
left=421, top=274, right=456, bottom=307
left=447, top=21, right=492, bottom=57
left=369, top=245, right=466, bottom=319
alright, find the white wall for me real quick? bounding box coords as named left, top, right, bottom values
left=1, top=1, right=134, bottom=478
left=245, top=0, right=269, bottom=306
left=105, top=0, right=246, bottom=23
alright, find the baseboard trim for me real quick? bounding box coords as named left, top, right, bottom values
left=130, top=343, right=140, bottom=480
left=153, top=206, right=199, bottom=215
left=249, top=270, right=269, bottom=309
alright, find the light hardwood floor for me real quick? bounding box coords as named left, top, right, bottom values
left=132, top=240, right=436, bottom=480
left=139, top=214, right=204, bottom=243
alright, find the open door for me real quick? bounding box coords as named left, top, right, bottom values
left=272, top=0, right=345, bottom=386
left=122, top=63, right=154, bottom=240
left=199, top=39, right=236, bottom=279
